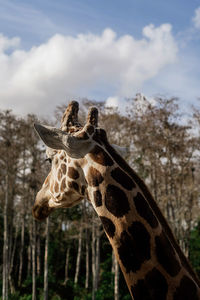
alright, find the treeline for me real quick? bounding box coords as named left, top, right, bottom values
left=0, top=96, right=200, bottom=300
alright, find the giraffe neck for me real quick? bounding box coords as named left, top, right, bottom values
left=84, top=143, right=200, bottom=300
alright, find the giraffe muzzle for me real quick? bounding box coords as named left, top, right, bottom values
left=32, top=203, right=54, bottom=221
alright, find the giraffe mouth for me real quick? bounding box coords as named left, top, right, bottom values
left=48, top=196, right=83, bottom=208
left=32, top=190, right=55, bottom=221
left=32, top=190, right=83, bottom=221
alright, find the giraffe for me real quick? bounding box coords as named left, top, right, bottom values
left=33, top=101, right=200, bottom=300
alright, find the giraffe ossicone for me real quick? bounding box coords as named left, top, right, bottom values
left=33, top=101, right=200, bottom=300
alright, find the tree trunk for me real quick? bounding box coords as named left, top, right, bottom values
left=44, top=217, right=49, bottom=300
left=27, top=244, right=32, bottom=277
left=114, top=255, right=119, bottom=300
left=92, top=214, right=96, bottom=300
left=37, top=233, right=41, bottom=276
left=95, top=225, right=100, bottom=291
left=18, top=217, right=25, bottom=287
left=2, top=173, right=9, bottom=300
left=63, top=246, right=70, bottom=285
left=19, top=156, right=26, bottom=287
left=9, top=218, right=19, bottom=294
left=112, top=251, right=115, bottom=275
left=85, top=228, right=89, bottom=289
left=111, top=251, right=119, bottom=299
left=32, top=219, right=37, bottom=300
left=74, top=225, right=83, bottom=285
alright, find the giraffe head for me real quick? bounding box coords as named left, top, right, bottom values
left=32, top=101, right=109, bottom=220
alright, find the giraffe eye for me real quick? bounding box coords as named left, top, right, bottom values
left=45, top=158, right=52, bottom=164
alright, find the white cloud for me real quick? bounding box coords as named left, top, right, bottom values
left=0, top=25, right=178, bottom=116
left=0, top=33, right=20, bottom=51
left=105, top=96, right=119, bottom=108
left=192, top=7, right=200, bottom=29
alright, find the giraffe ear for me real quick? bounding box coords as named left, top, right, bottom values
left=34, top=123, right=92, bottom=158
left=34, top=124, right=66, bottom=150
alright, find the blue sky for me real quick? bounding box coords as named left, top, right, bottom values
left=0, top=0, right=200, bottom=115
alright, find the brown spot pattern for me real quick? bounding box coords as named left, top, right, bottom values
left=68, top=167, right=79, bottom=180
left=54, top=181, right=59, bottom=193
left=105, top=184, right=130, bottom=217
left=174, top=275, right=198, bottom=300
left=58, top=168, right=62, bottom=181
left=61, top=178, right=66, bottom=192
left=81, top=185, right=86, bottom=195
left=61, top=164, right=66, bottom=174
left=68, top=181, right=79, bottom=192
left=93, top=131, right=103, bottom=145
left=89, top=145, right=113, bottom=166
left=103, top=141, right=200, bottom=284
left=131, top=268, right=168, bottom=300
left=100, top=216, right=115, bottom=238
left=92, top=128, right=109, bottom=145
left=118, top=222, right=151, bottom=273
left=155, top=231, right=181, bottom=276
left=87, top=167, right=104, bottom=186
left=86, top=125, right=94, bottom=135
left=111, top=167, right=136, bottom=190
left=134, top=192, right=159, bottom=228
left=93, top=190, right=102, bottom=207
